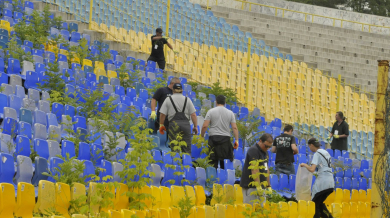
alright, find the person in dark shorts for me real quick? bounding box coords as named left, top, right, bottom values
left=147, top=27, right=178, bottom=70
left=201, top=95, right=239, bottom=169
left=150, top=77, right=181, bottom=134
left=271, top=124, right=298, bottom=175
left=328, top=111, right=349, bottom=151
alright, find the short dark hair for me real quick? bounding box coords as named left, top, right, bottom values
left=260, top=133, right=273, bottom=143
left=283, top=124, right=293, bottom=132
left=308, top=138, right=321, bottom=148
left=337, top=111, right=346, bottom=121
left=216, top=95, right=226, bottom=105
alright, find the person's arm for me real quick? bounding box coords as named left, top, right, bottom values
left=159, top=113, right=166, bottom=125
left=201, top=120, right=210, bottom=137
left=231, top=122, right=239, bottom=142
left=151, top=98, right=157, bottom=112
left=167, top=42, right=173, bottom=50
left=152, top=36, right=163, bottom=41
left=300, top=163, right=317, bottom=173
left=191, top=112, right=198, bottom=134
left=267, top=168, right=270, bottom=187
left=271, top=139, right=277, bottom=153
left=291, top=143, right=298, bottom=155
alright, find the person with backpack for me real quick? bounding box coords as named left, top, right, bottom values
left=159, top=83, right=198, bottom=154
left=300, top=138, right=334, bottom=218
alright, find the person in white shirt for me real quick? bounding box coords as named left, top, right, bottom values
left=201, top=95, right=239, bottom=169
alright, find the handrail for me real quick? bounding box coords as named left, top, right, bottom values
left=212, top=0, right=390, bottom=33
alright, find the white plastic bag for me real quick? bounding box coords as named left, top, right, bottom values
left=295, top=166, right=313, bottom=201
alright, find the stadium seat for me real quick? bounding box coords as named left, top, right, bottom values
left=15, top=182, right=35, bottom=217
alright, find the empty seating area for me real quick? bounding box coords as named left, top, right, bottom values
left=0, top=0, right=379, bottom=216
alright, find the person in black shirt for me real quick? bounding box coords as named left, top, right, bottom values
left=328, top=111, right=349, bottom=151
left=271, top=124, right=298, bottom=175
left=240, top=133, right=273, bottom=205
left=150, top=77, right=181, bottom=133
left=147, top=28, right=178, bottom=70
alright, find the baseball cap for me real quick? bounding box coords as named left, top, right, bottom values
left=173, top=83, right=182, bottom=90
left=156, top=28, right=163, bottom=33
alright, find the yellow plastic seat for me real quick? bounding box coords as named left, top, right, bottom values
left=366, top=189, right=371, bottom=203
left=331, top=203, right=342, bottom=217
left=223, top=184, right=235, bottom=203
left=0, top=20, right=10, bottom=32
left=204, top=205, right=215, bottom=217
left=350, top=189, right=359, bottom=203
left=350, top=202, right=358, bottom=217
left=288, top=201, right=298, bottom=218
left=160, top=186, right=172, bottom=209
left=185, top=185, right=196, bottom=206
left=55, top=182, right=71, bottom=218
left=341, top=202, right=350, bottom=218
left=297, top=200, right=307, bottom=218
left=307, top=201, right=315, bottom=218
left=121, top=209, right=135, bottom=217
left=147, top=209, right=158, bottom=218
left=15, top=182, right=34, bottom=218
left=171, top=185, right=185, bottom=206
left=151, top=186, right=161, bottom=209
left=210, top=183, right=224, bottom=205
left=115, top=183, right=128, bottom=210
left=107, top=70, right=117, bottom=79
left=134, top=210, right=146, bottom=218
left=83, top=59, right=92, bottom=68
left=334, top=188, right=343, bottom=204
left=88, top=182, right=99, bottom=215
left=215, top=204, right=226, bottom=218
left=34, top=180, right=55, bottom=214
left=108, top=210, right=121, bottom=218
left=95, top=61, right=105, bottom=70
left=158, top=208, right=170, bottom=217
left=358, top=190, right=367, bottom=202
left=234, top=184, right=243, bottom=205
left=342, top=189, right=350, bottom=203
left=235, top=204, right=247, bottom=218
left=170, top=207, right=180, bottom=218
left=279, top=202, right=289, bottom=217
left=357, top=201, right=367, bottom=218
left=194, top=185, right=206, bottom=206
left=139, top=186, right=152, bottom=208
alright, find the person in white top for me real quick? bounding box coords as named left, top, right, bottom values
left=201, top=95, right=239, bottom=169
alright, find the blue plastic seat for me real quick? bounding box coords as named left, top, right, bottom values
left=48, top=157, right=64, bottom=182
left=99, top=160, right=113, bottom=182
left=83, top=160, right=95, bottom=182
left=34, top=138, right=49, bottom=159
left=8, top=58, right=21, bottom=74
left=298, top=154, right=307, bottom=164
left=352, top=178, right=359, bottom=190
left=344, top=169, right=353, bottom=178
left=342, top=177, right=351, bottom=190
left=18, top=121, right=31, bottom=139
left=72, top=115, right=86, bottom=131
left=2, top=117, right=17, bottom=135
left=91, top=143, right=104, bottom=166
left=217, top=168, right=227, bottom=184
left=0, top=153, right=14, bottom=183
left=270, top=174, right=279, bottom=190
left=32, top=157, right=49, bottom=186
left=224, top=159, right=234, bottom=170
left=9, top=95, right=22, bottom=115
left=34, top=110, right=47, bottom=126
left=206, top=167, right=217, bottom=188
left=78, top=142, right=90, bottom=161
left=360, top=159, right=369, bottom=170
left=161, top=165, right=176, bottom=188
left=359, top=178, right=367, bottom=190
left=115, top=85, right=125, bottom=96
left=52, top=103, right=64, bottom=123
left=15, top=135, right=31, bottom=157
left=289, top=175, right=296, bottom=191
left=61, top=140, right=75, bottom=159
